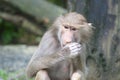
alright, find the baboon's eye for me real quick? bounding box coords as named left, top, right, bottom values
left=64, top=26, right=69, bottom=29
left=71, top=28, right=77, bottom=31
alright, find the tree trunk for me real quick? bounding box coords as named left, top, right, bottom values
left=75, top=0, right=119, bottom=80
left=0, top=0, right=67, bottom=36
left=0, top=0, right=66, bottom=22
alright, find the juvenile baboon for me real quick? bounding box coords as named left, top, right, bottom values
left=26, top=12, right=93, bottom=80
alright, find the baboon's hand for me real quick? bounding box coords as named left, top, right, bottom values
left=64, top=42, right=82, bottom=57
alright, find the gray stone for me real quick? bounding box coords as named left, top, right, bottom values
left=0, top=45, right=37, bottom=72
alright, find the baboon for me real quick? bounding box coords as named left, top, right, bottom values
left=26, top=12, right=93, bottom=80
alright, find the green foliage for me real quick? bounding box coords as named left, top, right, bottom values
left=0, top=19, right=40, bottom=45
left=0, top=19, right=18, bottom=44
left=0, top=18, right=2, bottom=23
left=0, top=69, right=33, bottom=80
left=0, top=69, right=8, bottom=80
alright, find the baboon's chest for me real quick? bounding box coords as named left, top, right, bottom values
left=47, top=60, right=72, bottom=80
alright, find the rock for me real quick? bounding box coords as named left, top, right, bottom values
left=0, top=45, right=37, bottom=72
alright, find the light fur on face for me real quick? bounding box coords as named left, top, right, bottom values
left=52, top=12, right=93, bottom=44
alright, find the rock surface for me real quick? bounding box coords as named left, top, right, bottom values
left=0, top=45, right=37, bottom=72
